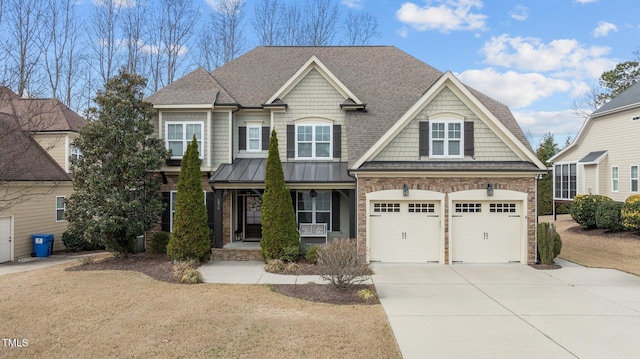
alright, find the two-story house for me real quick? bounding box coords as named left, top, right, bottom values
left=550, top=82, right=640, bottom=209
left=146, top=46, right=546, bottom=264
left=0, top=87, right=86, bottom=262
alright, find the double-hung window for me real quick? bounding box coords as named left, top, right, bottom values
left=612, top=166, right=619, bottom=192
left=296, top=124, right=331, bottom=159
left=247, top=126, right=262, bottom=152
left=431, top=120, right=463, bottom=158
left=70, top=146, right=82, bottom=161
left=631, top=165, right=639, bottom=192
left=166, top=122, right=203, bottom=159
left=56, top=196, right=65, bottom=222
left=554, top=163, right=577, bottom=199
left=297, top=191, right=331, bottom=227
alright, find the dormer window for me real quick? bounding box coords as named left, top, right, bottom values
left=430, top=120, right=463, bottom=158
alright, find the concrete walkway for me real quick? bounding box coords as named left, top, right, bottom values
left=372, top=259, right=640, bottom=359
left=0, top=252, right=105, bottom=276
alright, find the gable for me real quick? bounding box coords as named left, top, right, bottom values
left=372, top=87, right=520, bottom=162
left=355, top=72, right=544, bottom=169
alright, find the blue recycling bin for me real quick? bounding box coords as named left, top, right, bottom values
left=32, top=234, right=54, bottom=257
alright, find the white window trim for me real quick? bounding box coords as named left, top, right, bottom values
left=56, top=196, right=66, bottom=222
left=246, top=125, right=262, bottom=152
left=296, top=190, right=332, bottom=228
left=70, top=146, right=82, bottom=160
left=295, top=122, right=333, bottom=160
left=429, top=119, right=464, bottom=158
left=612, top=166, right=619, bottom=192
left=165, top=121, right=205, bottom=159
left=631, top=165, right=639, bottom=192
left=554, top=162, right=578, bottom=200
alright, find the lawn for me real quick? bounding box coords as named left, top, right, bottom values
left=544, top=214, right=640, bottom=276
left=0, top=261, right=400, bottom=358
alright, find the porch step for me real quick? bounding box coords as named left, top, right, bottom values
left=211, top=248, right=263, bottom=261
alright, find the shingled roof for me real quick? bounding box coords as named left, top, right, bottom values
left=592, top=81, right=640, bottom=116
left=0, top=87, right=85, bottom=132
left=0, top=113, right=71, bottom=182
left=144, top=67, right=234, bottom=106
left=146, top=46, right=533, bottom=164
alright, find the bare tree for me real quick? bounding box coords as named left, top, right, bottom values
left=3, top=0, right=46, bottom=97
left=252, top=0, right=285, bottom=46
left=302, top=0, right=339, bottom=46
left=344, top=11, right=379, bottom=45
left=281, top=2, right=304, bottom=46
left=90, top=0, right=123, bottom=85
left=572, top=85, right=601, bottom=122
left=194, top=29, right=222, bottom=72
left=121, top=1, right=148, bottom=76
left=159, top=0, right=198, bottom=85
left=209, top=0, right=246, bottom=66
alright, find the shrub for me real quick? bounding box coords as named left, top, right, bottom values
left=622, top=194, right=640, bottom=233
left=357, top=288, right=377, bottom=302
left=317, top=238, right=371, bottom=291
left=570, top=194, right=612, bottom=229
left=537, top=222, right=562, bottom=265
left=180, top=269, right=203, bottom=284
left=595, top=201, right=625, bottom=232
left=264, top=259, right=285, bottom=273
left=62, top=230, right=103, bottom=251
left=281, top=244, right=301, bottom=262
left=284, top=262, right=300, bottom=274
left=305, top=246, right=319, bottom=264
left=150, top=231, right=170, bottom=254
left=172, top=259, right=200, bottom=281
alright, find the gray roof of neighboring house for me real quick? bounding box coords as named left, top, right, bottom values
left=146, top=46, right=533, bottom=165
left=0, top=113, right=71, bottom=182
left=0, top=87, right=86, bottom=132
left=592, top=81, right=640, bottom=116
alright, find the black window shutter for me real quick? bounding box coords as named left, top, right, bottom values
left=287, top=125, right=295, bottom=158
left=262, top=127, right=270, bottom=150
left=238, top=126, right=246, bottom=150
left=206, top=192, right=215, bottom=231
left=333, top=125, right=341, bottom=159
left=332, top=191, right=340, bottom=232
left=464, top=121, right=474, bottom=157
left=419, top=121, right=430, bottom=156
left=161, top=192, right=171, bottom=232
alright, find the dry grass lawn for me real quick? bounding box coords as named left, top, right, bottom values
left=543, top=214, right=640, bottom=276
left=0, top=261, right=400, bottom=358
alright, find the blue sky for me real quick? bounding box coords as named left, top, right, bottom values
left=332, top=0, right=640, bottom=147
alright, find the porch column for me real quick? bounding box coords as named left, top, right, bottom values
left=213, top=189, right=224, bottom=248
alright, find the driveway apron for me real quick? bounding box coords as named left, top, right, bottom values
left=372, top=259, right=640, bottom=359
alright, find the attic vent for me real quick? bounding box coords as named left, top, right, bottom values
left=633, top=115, right=640, bottom=121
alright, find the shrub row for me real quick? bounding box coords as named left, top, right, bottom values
left=571, top=194, right=640, bottom=232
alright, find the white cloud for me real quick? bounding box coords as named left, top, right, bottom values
left=593, top=21, right=618, bottom=37
left=395, top=0, right=488, bottom=33
left=342, top=0, right=365, bottom=9
left=509, top=5, right=528, bottom=21
left=575, top=0, right=597, bottom=3
left=456, top=68, right=572, bottom=108
left=480, top=34, right=615, bottom=79
left=513, top=109, right=584, bottom=147
left=397, top=27, right=409, bottom=38
left=93, top=0, right=136, bottom=7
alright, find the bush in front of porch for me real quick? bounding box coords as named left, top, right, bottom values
left=261, top=130, right=299, bottom=261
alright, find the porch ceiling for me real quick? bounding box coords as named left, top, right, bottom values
left=210, top=158, right=355, bottom=188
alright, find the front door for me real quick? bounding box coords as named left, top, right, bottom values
left=245, top=196, right=262, bottom=240
left=0, top=217, right=12, bottom=263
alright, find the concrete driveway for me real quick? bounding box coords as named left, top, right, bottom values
left=372, top=259, right=640, bottom=359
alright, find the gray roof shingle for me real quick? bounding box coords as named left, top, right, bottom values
left=592, top=81, right=640, bottom=116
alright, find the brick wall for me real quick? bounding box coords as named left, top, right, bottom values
left=357, top=176, right=537, bottom=264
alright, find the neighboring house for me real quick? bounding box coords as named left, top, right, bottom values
left=550, top=82, right=640, bottom=208
left=0, top=87, right=86, bottom=262
left=146, top=46, right=546, bottom=264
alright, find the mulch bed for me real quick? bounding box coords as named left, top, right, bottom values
left=65, top=253, right=377, bottom=305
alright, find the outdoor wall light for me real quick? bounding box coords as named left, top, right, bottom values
left=310, top=189, right=317, bottom=197
left=487, top=183, right=494, bottom=197
left=403, top=183, right=409, bottom=197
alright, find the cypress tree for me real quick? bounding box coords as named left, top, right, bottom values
left=261, top=129, right=299, bottom=260
left=167, top=136, right=211, bottom=261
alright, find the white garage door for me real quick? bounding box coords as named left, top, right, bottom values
left=451, top=201, right=522, bottom=263
left=369, top=201, right=441, bottom=262
left=0, top=217, right=12, bottom=263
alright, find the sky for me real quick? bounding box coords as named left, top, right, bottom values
left=328, top=0, right=640, bottom=148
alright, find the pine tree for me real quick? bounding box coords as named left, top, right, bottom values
left=167, top=136, right=211, bottom=261
left=66, top=69, right=168, bottom=257
left=260, top=129, right=299, bottom=260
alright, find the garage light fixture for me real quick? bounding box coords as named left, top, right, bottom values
left=403, top=183, right=409, bottom=197
left=487, top=183, right=494, bottom=197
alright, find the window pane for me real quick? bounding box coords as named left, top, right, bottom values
left=249, top=139, right=260, bottom=150
left=248, top=127, right=260, bottom=139
left=315, top=126, right=331, bottom=142
left=316, top=212, right=330, bottom=224
left=554, top=165, right=561, bottom=198
left=297, top=126, right=312, bottom=141
left=57, top=197, right=65, bottom=208
left=569, top=164, right=577, bottom=198
left=167, top=124, right=182, bottom=140
left=186, top=124, right=201, bottom=140
left=448, top=122, right=461, bottom=139
left=432, top=123, right=444, bottom=139
left=432, top=140, right=444, bottom=155
left=298, top=212, right=312, bottom=223
left=448, top=140, right=460, bottom=155
left=316, top=143, right=330, bottom=157
left=316, top=192, right=330, bottom=210
left=633, top=180, right=638, bottom=192
left=297, top=192, right=312, bottom=211
left=169, top=141, right=183, bottom=156
left=298, top=143, right=312, bottom=157
left=57, top=209, right=65, bottom=221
